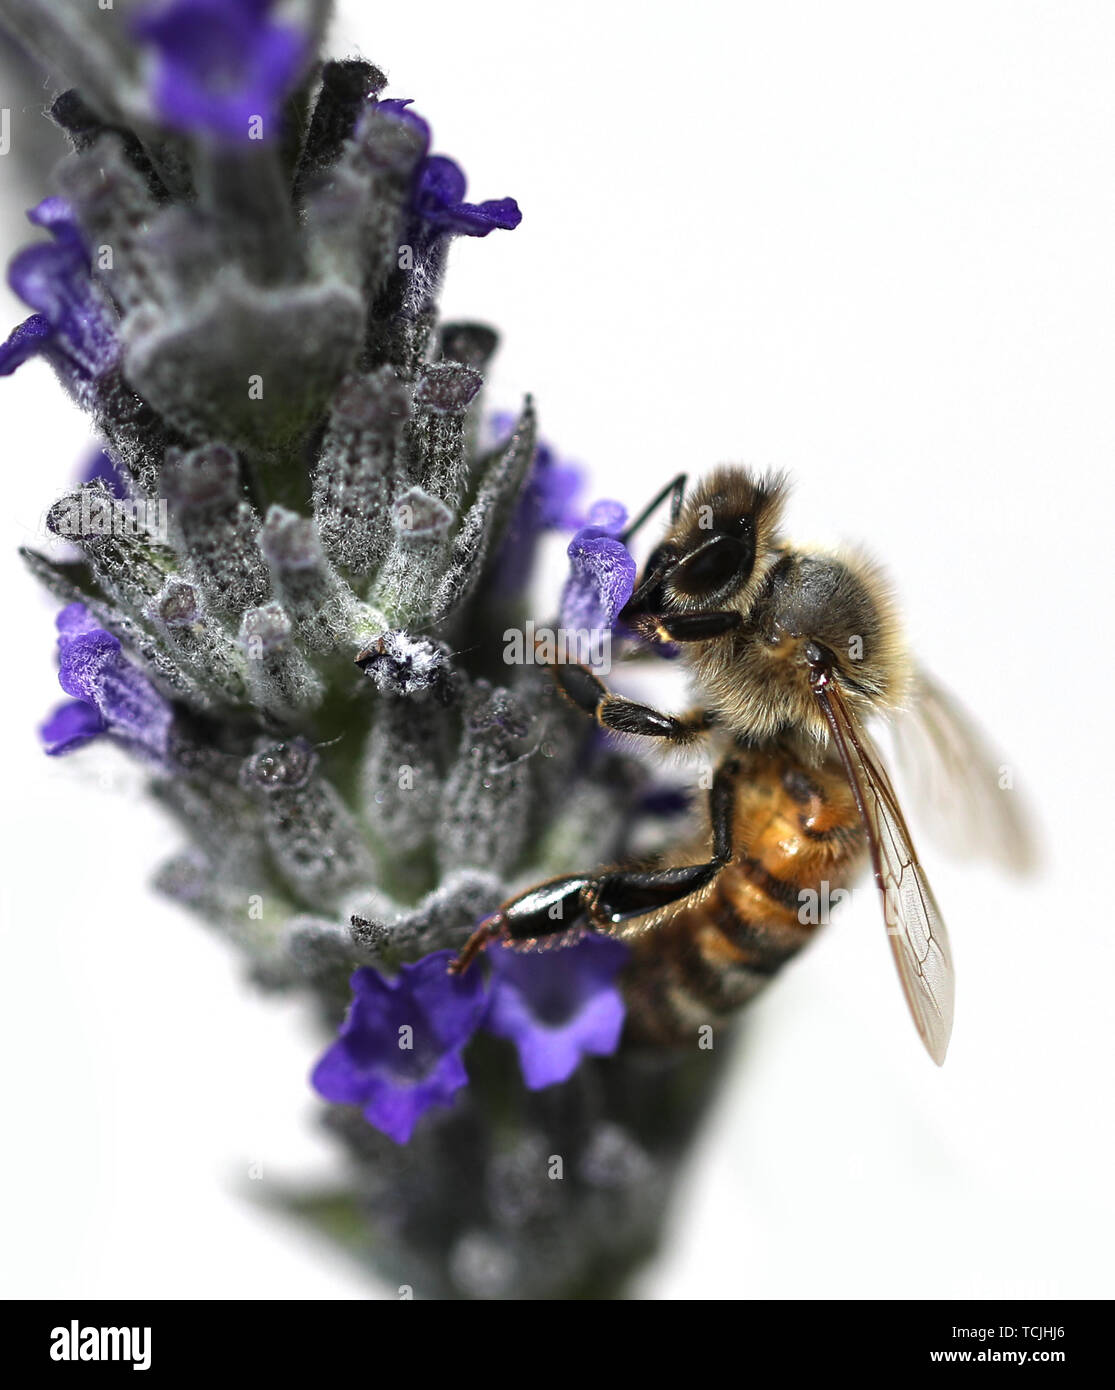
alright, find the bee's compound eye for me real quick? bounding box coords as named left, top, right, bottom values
left=671, top=532, right=754, bottom=600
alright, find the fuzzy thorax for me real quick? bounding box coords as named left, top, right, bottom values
left=688, top=545, right=911, bottom=753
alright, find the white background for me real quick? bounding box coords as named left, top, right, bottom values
left=2, top=1, right=1113, bottom=1299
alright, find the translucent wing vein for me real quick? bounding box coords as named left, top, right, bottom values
left=816, top=679, right=955, bottom=1065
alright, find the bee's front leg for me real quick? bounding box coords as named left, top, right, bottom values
left=633, top=610, right=743, bottom=644
left=552, top=663, right=715, bottom=745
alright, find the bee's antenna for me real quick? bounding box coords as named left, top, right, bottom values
left=620, top=472, right=687, bottom=544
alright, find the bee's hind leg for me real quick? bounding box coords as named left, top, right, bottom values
left=591, top=757, right=736, bottom=922
left=448, top=873, right=596, bottom=975
left=449, top=760, right=737, bottom=974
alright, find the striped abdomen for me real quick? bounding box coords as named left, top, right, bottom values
left=622, top=747, right=867, bottom=1046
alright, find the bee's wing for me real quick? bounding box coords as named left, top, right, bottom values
left=890, top=669, right=1036, bottom=874
left=814, top=677, right=955, bottom=1066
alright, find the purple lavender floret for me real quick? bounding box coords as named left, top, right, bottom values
left=0, top=314, right=53, bottom=375
left=416, top=156, right=522, bottom=239
left=40, top=698, right=107, bottom=756
left=378, top=98, right=522, bottom=244
left=375, top=98, right=430, bottom=138
left=560, top=500, right=637, bottom=633
left=132, top=0, right=307, bottom=142
left=485, top=935, right=630, bottom=1090
left=312, top=951, right=488, bottom=1144
left=0, top=199, right=117, bottom=395
left=41, top=603, right=173, bottom=762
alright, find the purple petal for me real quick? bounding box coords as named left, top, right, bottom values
left=462, top=197, right=523, bottom=233
left=418, top=155, right=468, bottom=209
left=560, top=524, right=637, bottom=633
left=56, top=601, right=101, bottom=640
left=133, top=0, right=307, bottom=141
left=39, top=699, right=107, bottom=756
left=404, top=950, right=489, bottom=1051
left=341, top=967, right=412, bottom=1063
left=488, top=432, right=586, bottom=595
left=585, top=499, right=627, bottom=534
left=310, top=951, right=488, bottom=1143
left=0, top=314, right=53, bottom=376
left=360, top=1051, right=470, bottom=1144
left=317, top=984, right=429, bottom=1093
left=385, top=106, right=521, bottom=244
left=488, top=934, right=630, bottom=1015
left=310, top=1036, right=376, bottom=1106
left=28, top=197, right=87, bottom=249
left=57, top=627, right=124, bottom=704
left=81, top=447, right=127, bottom=498
left=483, top=411, right=518, bottom=452
left=3, top=199, right=117, bottom=385
left=485, top=935, right=629, bottom=1090
left=375, top=98, right=432, bottom=150
left=511, top=989, right=626, bottom=1090
left=421, top=187, right=522, bottom=238
left=535, top=461, right=585, bottom=531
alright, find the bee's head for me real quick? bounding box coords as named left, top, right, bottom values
left=622, top=467, right=787, bottom=623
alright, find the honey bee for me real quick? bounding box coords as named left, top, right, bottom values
left=451, top=467, right=1031, bottom=1064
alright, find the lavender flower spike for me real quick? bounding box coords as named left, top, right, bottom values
left=6, top=2, right=733, bottom=1300
left=312, top=952, right=487, bottom=1144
